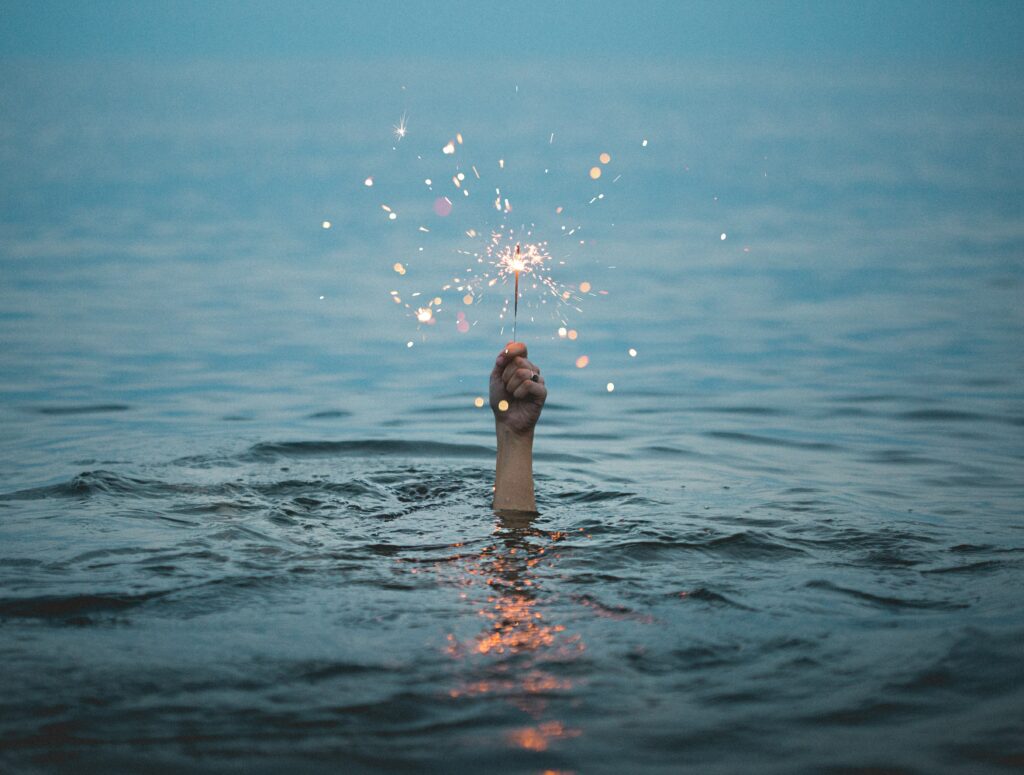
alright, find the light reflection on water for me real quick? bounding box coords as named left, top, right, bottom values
left=444, top=512, right=582, bottom=755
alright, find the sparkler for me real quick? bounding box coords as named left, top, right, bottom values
left=363, top=111, right=621, bottom=346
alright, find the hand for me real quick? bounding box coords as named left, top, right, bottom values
left=489, top=341, right=547, bottom=436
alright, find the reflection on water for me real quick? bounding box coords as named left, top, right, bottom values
left=445, top=511, right=582, bottom=754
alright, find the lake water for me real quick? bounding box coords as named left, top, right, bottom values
left=1, top=59, right=1023, bottom=773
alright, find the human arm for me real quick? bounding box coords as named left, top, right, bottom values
left=489, top=342, right=547, bottom=512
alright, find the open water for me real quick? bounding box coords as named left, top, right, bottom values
left=1, top=60, right=1023, bottom=773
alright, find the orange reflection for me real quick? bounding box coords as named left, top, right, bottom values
left=445, top=511, right=583, bottom=754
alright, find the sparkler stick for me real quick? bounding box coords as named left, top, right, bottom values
left=512, top=243, right=521, bottom=341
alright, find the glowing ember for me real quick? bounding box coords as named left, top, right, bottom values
left=606, top=382, right=615, bottom=392
left=416, top=307, right=433, bottom=323
left=442, top=140, right=455, bottom=155
left=364, top=177, right=374, bottom=187
left=568, top=329, right=578, bottom=340
left=497, top=399, right=509, bottom=412
left=463, top=294, right=474, bottom=305
left=393, top=112, right=408, bottom=141
left=321, top=220, right=331, bottom=229
left=720, top=232, right=727, bottom=240
left=575, top=355, right=589, bottom=368
left=579, top=281, right=591, bottom=293
left=558, top=326, right=567, bottom=338
left=599, top=152, right=611, bottom=164
left=589, top=166, right=602, bottom=180
left=393, top=262, right=406, bottom=275
left=628, top=348, right=638, bottom=357
left=474, top=397, right=485, bottom=408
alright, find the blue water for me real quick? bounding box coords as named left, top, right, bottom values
left=1, top=59, right=1023, bottom=773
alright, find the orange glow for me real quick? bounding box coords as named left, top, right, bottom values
left=474, top=397, right=485, bottom=408
left=599, top=152, right=611, bottom=164
left=567, top=329, right=578, bottom=341
left=575, top=355, right=589, bottom=368
left=393, top=262, right=406, bottom=275
left=589, top=166, right=601, bottom=180
left=416, top=307, right=433, bottom=323
left=463, top=294, right=474, bottom=305
left=497, top=399, right=509, bottom=412
left=579, top=281, right=591, bottom=293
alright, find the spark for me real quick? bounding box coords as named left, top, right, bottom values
left=606, top=382, right=615, bottom=392
left=393, top=112, right=408, bottom=141
left=321, top=220, right=331, bottom=229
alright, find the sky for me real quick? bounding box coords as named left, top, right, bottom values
left=2, top=0, right=1023, bottom=66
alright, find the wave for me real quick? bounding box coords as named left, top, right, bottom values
left=241, top=439, right=591, bottom=463
left=0, top=591, right=164, bottom=620
left=704, top=431, right=840, bottom=451
left=31, top=404, right=131, bottom=415
left=805, top=580, right=968, bottom=610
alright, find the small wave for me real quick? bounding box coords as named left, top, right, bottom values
left=30, top=403, right=131, bottom=415
left=704, top=431, right=839, bottom=451
left=0, top=591, right=164, bottom=620
left=608, top=531, right=803, bottom=561
left=863, top=449, right=939, bottom=465
left=692, top=405, right=785, bottom=416
left=673, top=587, right=754, bottom=610
left=0, top=470, right=169, bottom=500
left=241, top=439, right=591, bottom=464
left=640, top=445, right=701, bottom=457
left=896, top=409, right=987, bottom=422
left=922, top=560, right=1009, bottom=574
left=305, top=410, right=352, bottom=419
left=242, top=439, right=495, bottom=461
left=805, top=580, right=968, bottom=610
left=555, top=489, right=640, bottom=504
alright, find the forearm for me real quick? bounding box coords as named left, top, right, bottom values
left=493, top=424, right=536, bottom=512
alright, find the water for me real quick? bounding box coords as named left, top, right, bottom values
left=1, top=60, right=1023, bottom=773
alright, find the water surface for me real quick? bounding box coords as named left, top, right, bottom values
left=1, top=59, right=1023, bottom=773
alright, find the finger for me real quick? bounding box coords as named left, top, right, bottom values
left=503, top=341, right=528, bottom=360
left=505, top=367, right=536, bottom=397
left=502, top=355, right=529, bottom=384
left=513, top=379, right=547, bottom=401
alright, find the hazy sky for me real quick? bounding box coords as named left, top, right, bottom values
left=2, top=0, right=1022, bottom=65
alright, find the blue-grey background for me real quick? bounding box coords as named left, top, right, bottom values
left=1, top=2, right=1022, bottom=773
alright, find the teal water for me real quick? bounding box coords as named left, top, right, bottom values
left=1, top=60, right=1023, bottom=773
